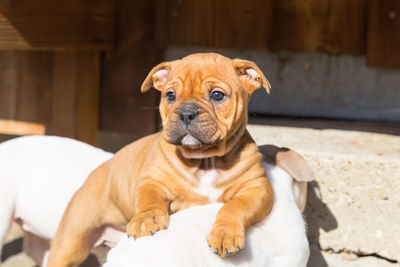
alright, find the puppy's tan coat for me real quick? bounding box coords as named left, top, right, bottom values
left=48, top=53, right=273, bottom=266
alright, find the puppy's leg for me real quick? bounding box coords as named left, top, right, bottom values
left=0, top=191, right=14, bottom=261
left=47, top=191, right=126, bottom=267
left=208, top=177, right=273, bottom=257
left=23, top=231, right=49, bottom=266
left=46, top=193, right=101, bottom=267
left=126, top=180, right=170, bottom=239
left=47, top=161, right=123, bottom=267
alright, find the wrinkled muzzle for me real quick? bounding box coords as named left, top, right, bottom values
left=164, top=103, right=219, bottom=147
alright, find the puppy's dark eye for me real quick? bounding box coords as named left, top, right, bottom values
left=166, top=91, right=176, bottom=102
left=210, top=90, right=225, bottom=102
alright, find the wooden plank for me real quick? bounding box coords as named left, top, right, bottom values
left=100, top=0, right=162, bottom=134
left=50, top=51, right=100, bottom=145
left=75, top=51, right=100, bottom=145
left=157, top=0, right=273, bottom=49
left=50, top=52, right=77, bottom=138
left=14, top=51, right=52, bottom=125
left=0, top=119, right=45, bottom=135
left=0, top=50, right=100, bottom=141
left=0, top=51, right=18, bottom=119
left=0, top=51, right=52, bottom=127
left=367, top=0, right=400, bottom=68
left=269, top=0, right=367, bottom=54
left=0, top=0, right=115, bottom=50
left=324, top=0, right=367, bottom=54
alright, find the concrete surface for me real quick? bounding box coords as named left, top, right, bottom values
left=308, top=245, right=398, bottom=267
left=2, top=118, right=400, bottom=266
left=248, top=119, right=400, bottom=267
left=165, top=46, right=400, bottom=122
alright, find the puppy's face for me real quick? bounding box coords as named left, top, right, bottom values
left=142, top=53, right=270, bottom=158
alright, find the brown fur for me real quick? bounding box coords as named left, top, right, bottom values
left=48, top=53, right=273, bottom=266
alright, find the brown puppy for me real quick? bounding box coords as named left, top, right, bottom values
left=47, top=53, right=273, bottom=267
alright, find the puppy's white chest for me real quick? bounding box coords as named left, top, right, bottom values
left=193, top=170, right=222, bottom=202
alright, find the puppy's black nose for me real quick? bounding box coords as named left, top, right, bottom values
left=179, top=105, right=199, bottom=126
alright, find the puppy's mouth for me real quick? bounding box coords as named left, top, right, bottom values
left=165, top=126, right=221, bottom=149
left=164, top=106, right=220, bottom=149
left=179, top=133, right=202, bottom=147
left=174, top=132, right=220, bottom=148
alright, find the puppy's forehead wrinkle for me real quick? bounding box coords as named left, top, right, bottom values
left=170, top=56, right=238, bottom=92
left=166, top=80, right=180, bottom=90
left=182, top=53, right=231, bottom=66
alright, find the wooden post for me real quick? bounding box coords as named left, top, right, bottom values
left=75, top=51, right=100, bottom=145
left=50, top=51, right=100, bottom=145
left=0, top=51, right=52, bottom=136
left=367, top=0, right=400, bottom=68
left=51, top=51, right=77, bottom=138
left=100, top=0, right=163, bottom=135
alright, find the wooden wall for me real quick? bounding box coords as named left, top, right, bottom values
left=0, top=0, right=114, bottom=50
left=100, top=0, right=162, bottom=135
left=0, top=51, right=101, bottom=144
left=100, top=0, right=400, bottom=134
left=0, top=0, right=399, bottom=144
left=156, top=0, right=400, bottom=69
left=156, top=0, right=274, bottom=49
left=0, top=51, right=52, bottom=127
left=367, top=0, right=400, bottom=69
left=0, top=0, right=114, bottom=145
left=268, top=0, right=367, bottom=54
left=0, top=0, right=163, bottom=144
left=98, top=0, right=400, bottom=135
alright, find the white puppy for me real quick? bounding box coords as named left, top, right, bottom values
left=0, top=137, right=314, bottom=267
left=0, top=136, right=113, bottom=265
left=104, top=145, right=315, bottom=267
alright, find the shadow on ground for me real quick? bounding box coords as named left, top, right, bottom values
left=1, top=238, right=99, bottom=267
left=305, top=181, right=338, bottom=267
left=249, top=115, right=400, bottom=136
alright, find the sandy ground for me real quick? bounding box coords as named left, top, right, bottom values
left=2, top=117, right=400, bottom=266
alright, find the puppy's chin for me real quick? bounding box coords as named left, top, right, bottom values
left=165, top=132, right=227, bottom=159
left=174, top=120, right=247, bottom=159
left=169, top=133, right=212, bottom=149
left=180, top=134, right=202, bottom=148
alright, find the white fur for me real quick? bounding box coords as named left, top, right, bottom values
left=193, top=170, right=222, bottom=202
left=104, top=162, right=310, bottom=267
left=181, top=134, right=201, bottom=147
left=154, top=69, right=169, bottom=84
left=245, top=68, right=259, bottom=79
left=0, top=136, right=113, bottom=265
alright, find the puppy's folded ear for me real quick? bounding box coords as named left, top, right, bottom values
left=141, top=62, right=171, bottom=92
left=232, top=59, right=271, bottom=94
left=258, top=145, right=315, bottom=182
left=275, top=149, right=315, bottom=182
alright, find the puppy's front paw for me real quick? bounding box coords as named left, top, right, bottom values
left=126, top=209, right=169, bottom=239
left=207, top=222, right=245, bottom=257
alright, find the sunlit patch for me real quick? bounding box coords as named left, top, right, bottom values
left=0, top=119, right=45, bottom=136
